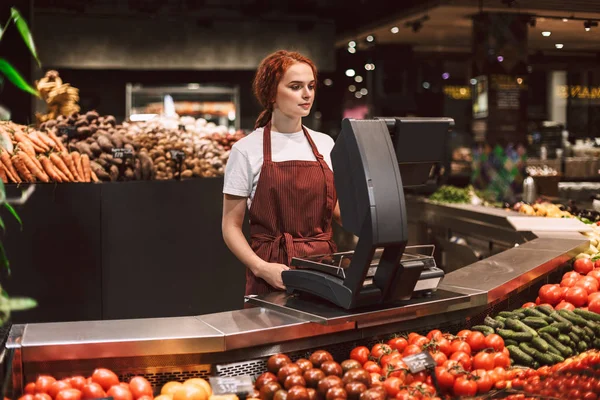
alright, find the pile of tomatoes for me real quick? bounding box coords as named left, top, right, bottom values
left=529, top=258, right=600, bottom=312
left=19, top=369, right=154, bottom=400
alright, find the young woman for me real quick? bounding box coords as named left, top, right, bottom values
left=222, top=50, right=340, bottom=296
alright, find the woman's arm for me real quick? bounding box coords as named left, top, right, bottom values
left=333, top=201, right=342, bottom=226
left=222, top=194, right=288, bottom=289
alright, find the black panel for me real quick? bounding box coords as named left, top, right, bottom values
left=2, top=184, right=103, bottom=323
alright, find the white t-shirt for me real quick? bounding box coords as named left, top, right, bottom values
left=223, top=126, right=335, bottom=207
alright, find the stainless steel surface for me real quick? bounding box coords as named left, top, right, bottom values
left=199, top=308, right=354, bottom=350
left=21, top=317, right=224, bottom=362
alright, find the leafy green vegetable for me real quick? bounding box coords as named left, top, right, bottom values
left=0, top=58, right=39, bottom=97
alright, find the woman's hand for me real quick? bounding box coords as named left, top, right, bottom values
left=256, top=261, right=290, bottom=290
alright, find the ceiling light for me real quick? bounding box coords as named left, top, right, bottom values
left=355, top=92, right=363, bottom=99
left=348, top=41, right=356, bottom=48
left=390, top=26, right=399, bottom=34
left=555, top=43, right=564, bottom=49
left=442, top=72, right=450, bottom=80
left=497, top=55, right=504, bottom=62
left=324, top=79, right=333, bottom=87
left=348, top=85, right=356, bottom=92
left=360, top=88, right=368, bottom=95
left=366, top=35, right=374, bottom=42
left=348, top=47, right=356, bottom=54
left=364, top=63, right=375, bottom=71
left=354, top=76, right=363, bottom=83
left=562, top=18, right=569, bottom=22
left=470, top=78, right=477, bottom=85
left=517, top=78, right=523, bottom=84
left=345, top=69, right=356, bottom=77
left=542, top=31, right=551, bottom=37
left=422, top=82, right=430, bottom=89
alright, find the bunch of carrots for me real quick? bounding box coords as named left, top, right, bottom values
left=0, top=122, right=97, bottom=183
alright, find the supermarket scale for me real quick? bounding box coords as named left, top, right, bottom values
left=248, top=117, right=454, bottom=311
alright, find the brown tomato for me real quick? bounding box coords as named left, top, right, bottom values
left=321, top=361, right=343, bottom=378
left=267, top=354, right=292, bottom=375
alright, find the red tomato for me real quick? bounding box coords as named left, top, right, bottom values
left=588, top=269, right=600, bottom=283
left=33, top=394, right=52, bottom=400
left=449, top=340, right=471, bottom=355
left=429, top=351, right=448, bottom=366
left=350, top=346, right=370, bottom=365
left=436, top=338, right=452, bottom=357
left=493, top=351, right=511, bottom=368
left=466, top=331, right=486, bottom=352
left=383, top=358, right=408, bottom=379
left=575, top=279, right=599, bottom=295
left=91, top=369, right=119, bottom=392
left=522, top=302, right=536, bottom=308
left=106, top=386, right=132, bottom=400
left=426, top=330, right=443, bottom=341
left=371, top=343, right=392, bottom=359
left=555, top=300, right=576, bottom=310
left=386, top=337, right=408, bottom=353
left=55, top=389, right=82, bottom=400
left=595, top=259, right=600, bottom=268
left=565, top=286, right=588, bottom=307
left=453, top=376, right=477, bottom=396
left=589, top=298, right=600, bottom=314
left=539, top=284, right=562, bottom=305
left=382, top=377, right=403, bottom=397
left=69, top=377, right=87, bottom=391
left=380, top=351, right=401, bottom=368
left=408, top=335, right=427, bottom=347
left=128, top=377, right=152, bottom=400
left=18, top=396, right=34, bottom=400
left=574, top=258, right=594, bottom=275
left=402, top=345, right=421, bottom=358
left=472, top=370, right=493, bottom=394
left=472, top=352, right=495, bottom=370
left=369, top=373, right=383, bottom=387
left=590, top=292, right=600, bottom=303
left=564, top=271, right=581, bottom=280
left=535, top=297, right=541, bottom=305
left=363, top=361, right=382, bottom=374
left=49, top=381, right=73, bottom=399
left=449, top=351, right=472, bottom=371
left=561, top=278, right=578, bottom=288
left=434, top=367, right=455, bottom=391
left=81, top=383, right=106, bottom=400
left=456, top=330, right=472, bottom=339
left=25, top=383, right=36, bottom=395
left=484, top=334, right=505, bottom=352
left=35, top=376, right=57, bottom=394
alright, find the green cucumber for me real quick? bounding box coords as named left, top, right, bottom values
left=557, top=334, right=571, bottom=345
left=583, top=326, right=597, bottom=339
left=546, top=352, right=565, bottom=363
left=550, top=312, right=574, bottom=328
left=522, top=317, right=548, bottom=329
left=518, top=342, right=537, bottom=357
left=586, top=321, right=600, bottom=336
left=558, top=309, right=588, bottom=326
left=550, top=322, right=572, bottom=333
left=495, top=315, right=507, bottom=324
left=484, top=316, right=504, bottom=329
left=533, top=350, right=557, bottom=366
left=504, top=339, right=519, bottom=347
left=522, top=308, right=554, bottom=323
left=568, top=332, right=581, bottom=343
left=536, top=305, right=555, bottom=316
left=578, top=341, right=589, bottom=352
left=541, top=332, right=573, bottom=357
left=505, top=318, right=539, bottom=337
left=507, top=345, right=534, bottom=367
left=531, top=337, right=550, bottom=352
left=497, top=329, right=534, bottom=342
left=573, top=308, right=600, bottom=322
left=594, top=338, right=600, bottom=349
left=538, top=326, right=560, bottom=336
left=572, top=325, right=586, bottom=336
left=499, top=311, right=520, bottom=319
left=472, top=325, right=495, bottom=336
left=547, top=344, right=561, bottom=356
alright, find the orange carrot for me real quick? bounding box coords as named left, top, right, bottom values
left=28, top=131, right=50, bottom=152
left=81, top=154, right=92, bottom=182
left=61, top=152, right=81, bottom=182
left=0, top=149, right=20, bottom=183
left=48, top=130, right=67, bottom=153
left=71, top=152, right=84, bottom=181
left=19, top=152, right=49, bottom=182
left=40, top=156, right=63, bottom=182
left=0, top=164, right=7, bottom=183
left=11, top=154, right=34, bottom=182
left=13, top=131, right=38, bottom=157
left=90, top=169, right=99, bottom=183
left=36, top=131, right=57, bottom=149
left=50, top=153, right=74, bottom=181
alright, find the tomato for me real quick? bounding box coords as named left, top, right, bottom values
left=18, top=396, right=33, bottom=400
left=484, top=334, right=504, bottom=352
left=429, top=351, right=447, bottom=366
left=466, top=331, right=486, bottom=352
left=369, top=373, right=383, bottom=388
left=564, top=271, right=581, bottom=280
left=449, top=351, right=472, bottom=371
left=69, top=377, right=87, bottom=391
left=472, top=352, right=494, bottom=370
left=55, top=390, right=82, bottom=400
left=370, top=344, right=391, bottom=359
left=402, top=345, right=421, bottom=357
left=382, top=377, right=403, bottom=397
left=539, top=284, right=562, bottom=305
left=386, top=338, right=407, bottom=353
left=522, top=302, right=536, bottom=308
left=162, top=382, right=183, bottom=396
left=33, top=394, right=51, bottom=400
left=583, top=393, right=598, bottom=400
left=408, top=335, right=428, bottom=347
left=129, top=377, right=153, bottom=399
left=574, top=258, right=594, bottom=275
left=589, top=269, right=600, bottom=282
left=303, top=369, right=325, bottom=388
left=449, top=340, right=471, bottom=355
left=456, top=330, right=471, bottom=339
left=321, top=361, right=343, bottom=378
left=472, top=370, right=493, bottom=393
left=435, top=338, right=452, bottom=357
left=565, top=286, right=588, bottom=307
left=309, top=350, right=334, bottom=368
left=25, top=383, right=36, bottom=395
left=350, top=346, right=370, bottom=365
left=278, top=364, right=302, bottom=385
left=589, top=292, right=600, bottom=303
left=383, top=359, right=408, bottom=379
left=426, top=329, right=443, bottom=341
left=555, top=301, right=576, bottom=311
left=453, top=376, right=477, bottom=396
left=363, top=361, right=381, bottom=374
left=535, top=296, right=541, bottom=305
left=340, top=360, right=361, bottom=374
left=91, top=369, right=119, bottom=392
left=35, top=376, right=57, bottom=394
left=589, top=298, right=600, bottom=313
left=575, top=279, right=599, bottom=295
left=561, top=278, right=578, bottom=288
left=49, top=381, right=73, bottom=399
left=268, top=354, right=292, bottom=374
left=434, top=366, right=455, bottom=391
left=81, top=383, right=106, bottom=400
left=379, top=352, right=400, bottom=367
left=493, top=351, right=511, bottom=368
left=173, top=384, right=207, bottom=400
left=342, top=369, right=370, bottom=386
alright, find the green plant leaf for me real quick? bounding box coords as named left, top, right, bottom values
left=4, top=203, right=21, bottom=228
left=10, top=8, right=41, bottom=67
left=8, top=297, right=37, bottom=311
left=0, top=240, right=10, bottom=275
left=0, top=216, right=5, bottom=232
left=0, top=59, right=39, bottom=97
left=0, top=21, right=5, bottom=42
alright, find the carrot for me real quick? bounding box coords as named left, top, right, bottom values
left=50, top=153, right=74, bottom=181
left=71, top=152, right=84, bottom=181
left=48, top=130, right=67, bottom=153
left=13, top=131, right=38, bottom=158
left=90, top=169, right=99, bottom=183
left=39, top=156, right=63, bottom=182
left=81, top=154, right=92, bottom=182
left=28, top=131, right=50, bottom=152
left=19, top=152, right=49, bottom=182
left=0, top=164, right=8, bottom=183
left=0, top=149, right=20, bottom=183
left=11, top=154, right=34, bottom=182
left=36, top=131, right=57, bottom=149
left=61, top=152, right=81, bottom=182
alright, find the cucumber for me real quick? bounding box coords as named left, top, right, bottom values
left=573, top=308, right=600, bottom=322
left=511, top=310, right=527, bottom=319
left=546, top=352, right=565, bottom=363
left=547, top=344, right=561, bottom=356
left=550, top=322, right=572, bottom=333
left=536, top=305, right=555, bottom=316
left=505, top=318, right=539, bottom=337
left=504, top=339, right=519, bottom=347
left=594, top=338, right=600, bottom=349
left=586, top=321, right=600, bottom=336
left=568, top=332, right=581, bottom=344
left=558, top=334, right=571, bottom=345
left=533, top=350, right=557, bottom=366
left=522, top=308, right=554, bottom=323
left=538, top=326, right=560, bottom=336
left=484, top=316, right=504, bottom=329
left=571, top=325, right=586, bottom=336
left=499, top=311, right=521, bottom=319
left=507, top=345, right=534, bottom=367
left=472, top=325, right=495, bottom=336
left=523, top=317, right=548, bottom=329
left=578, top=341, right=589, bottom=352
left=495, top=315, right=507, bottom=324
left=541, top=332, right=573, bottom=357
left=531, top=337, right=550, bottom=352
left=583, top=326, right=595, bottom=339
left=550, top=312, right=573, bottom=328
left=518, top=342, right=537, bottom=357
left=558, top=309, right=588, bottom=326
left=497, top=329, right=534, bottom=342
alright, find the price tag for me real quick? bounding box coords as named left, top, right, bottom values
left=58, top=125, right=78, bottom=138
left=112, top=148, right=134, bottom=159
left=402, top=352, right=436, bottom=374
left=170, top=149, right=185, bottom=161
left=209, top=376, right=254, bottom=396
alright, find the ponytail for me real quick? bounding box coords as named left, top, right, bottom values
left=254, top=109, right=272, bottom=129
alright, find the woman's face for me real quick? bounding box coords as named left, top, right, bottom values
left=274, top=62, right=315, bottom=119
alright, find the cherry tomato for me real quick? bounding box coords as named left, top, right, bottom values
left=453, top=376, right=477, bottom=396
left=574, top=258, right=594, bottom=275
left=91, top=369, right=119, bottom=392
left=350, top=346, right=370, bottom=365
left=484, top=334, right=505, bottom=352
left=386, top=338, right=408, bottom=353
left=466, top=331, right=486, bottom=352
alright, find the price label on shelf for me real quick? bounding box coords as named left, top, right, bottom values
left=209, top=376, right=254, bottom=396
left=402, top=352, right=436, bottom=373
left=112, top=148, right=134, bottom=159
left=58, top=125, right=78, bottom=139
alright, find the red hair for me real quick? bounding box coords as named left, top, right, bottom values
left=253, top=50, right=318, bottom=129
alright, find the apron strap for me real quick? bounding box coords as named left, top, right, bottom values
left=262, top=122, right=273, bottom=162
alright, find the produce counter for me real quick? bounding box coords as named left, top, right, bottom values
left=2, top=201, right=590, bottom=399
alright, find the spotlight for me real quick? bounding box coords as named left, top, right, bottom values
left=470, top=78, right=477, bottom=85
left=562, top=18, right=569, bottom=22
left=422, top=82, right=431, bottom=89
left=555, top=43, right=564, bottom=49
left=390, top=26, right=399, bottom=34
left=345, top=69, right=356, bottom=77
left=324, top=79, right=333, bottom=87
left=354, top=76, right=363, bottom=83
left=348, top=47, right=356, bottom=54
left=542, top=31, right=551, bottom=37
left=348, top=85, right=356, bottom=92
left=366, top=35, right=375, bottom=43
left=497, top=56, right=504, bottom=62
left=348, top=41, right=356, bottom=48
left=517, top=78, right=523, bottom=84
left=442, top=72, right=450, bottom=80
